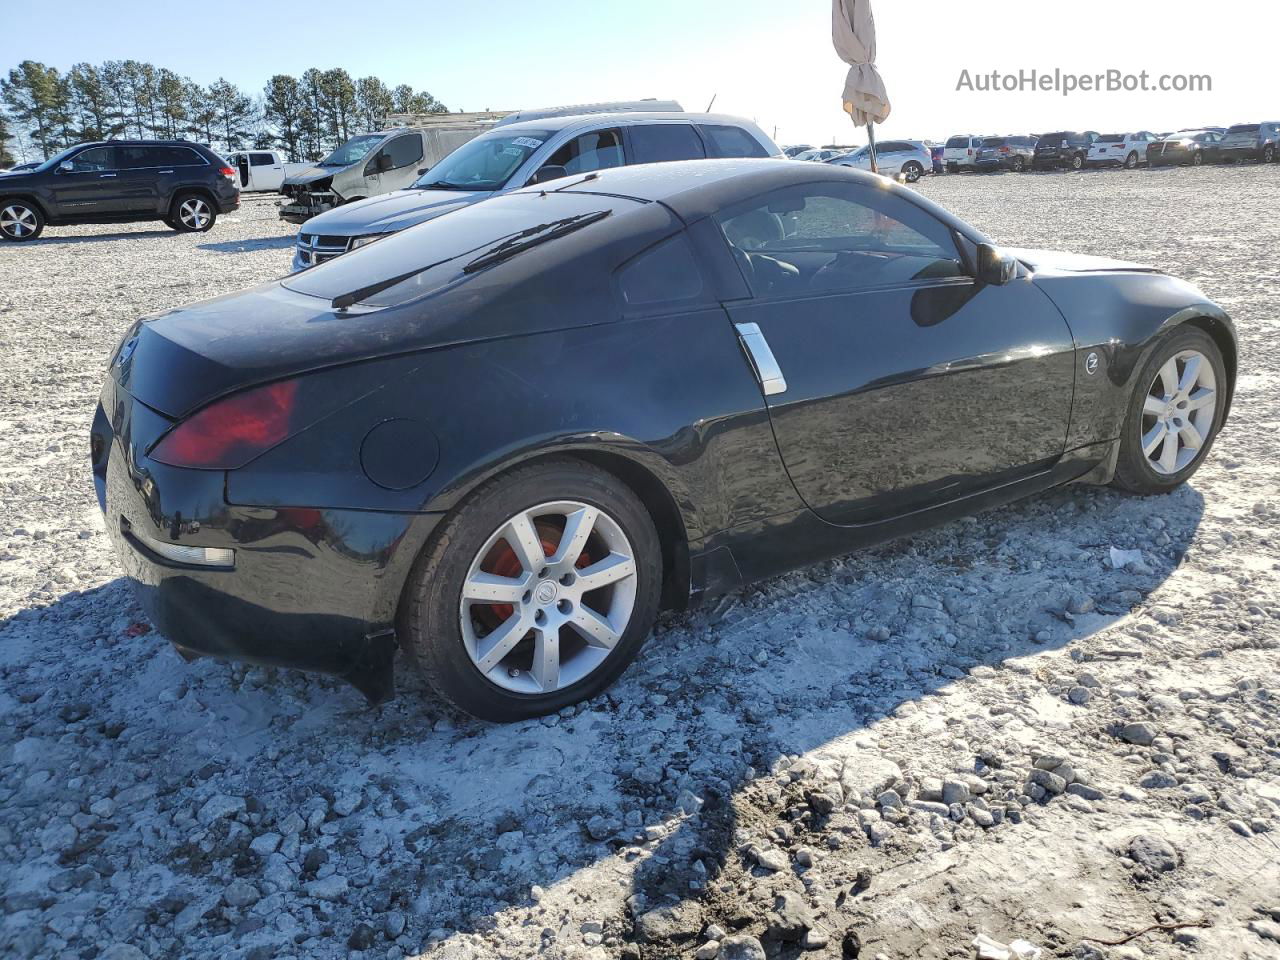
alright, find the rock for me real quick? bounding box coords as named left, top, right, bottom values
left=636, top=902, right=701, bottom=942
left=305, top=875, right=349, bottom=901
left=197, top=794, right=245, bottom=826
left=766, top=890, right=814, bottom=941
left=1139, top=770, right=1178, bottom=789
left=1126, top=835, right=1178, bottom=877
left=705, top=924, right=728, bottom=941
left=719, top=934, right=768, bottom=960
left=358, top=828, right=389, bottom=858
left=347, top=922, right=377, bottom=950
left=1029, top=769, right=1067, bottom=795
left=1120, top=723, right=1157, bottom=746
left=968, top=805, right=995, bottom=828
left=918, top=777, right=944, bottom=802
left=1068, top=687, right=1092, bottom=705
left=302, top=847, right=328, bottom=874
left=696, top=942, right=721, bottom=960
left=1066, top=783, right=1104, bottom=802
left=1066, top=593, right=1095, bottom=615
left=803, top=929, right=829, bottom=950
left=941, top=779, right=971, bottom=805
left=749, top=844, right=789, bottom=872
left=384, top=911, right=406, bottom=938
left=839, top=757, right=902, bottom=802
left=249, top=832, right=281, bottom=855
left=877, top=790, right=903, bottom=810
left=1250, top=919, right=1280, bottom=943
left=100, top=947, right=148, bottom=960
left=223, top=879, right=259, bottom=908
left=587, top=814, right=618, bottom=840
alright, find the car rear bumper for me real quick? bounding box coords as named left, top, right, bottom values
left=1217, top=145, right=1261, bottom=160
left=92, top=378, right=436, bottom=703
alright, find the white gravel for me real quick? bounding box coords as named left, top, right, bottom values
left=1, top=169, right=1279, bottom=960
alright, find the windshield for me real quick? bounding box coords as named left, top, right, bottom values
left=34, top=145, right=84, bottom=172
left=1227, top=124, right=1259, bottom=134
left=1097, top=134, right=1124, bottom=143
left=320, top=134, right=385, bottom=168
left=414, top=129, right=555, bottom=192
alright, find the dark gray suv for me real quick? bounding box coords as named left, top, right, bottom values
left=0, top=140, right=240, bottom=242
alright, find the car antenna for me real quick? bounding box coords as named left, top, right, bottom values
left=705, top=94, right=717, bottom=112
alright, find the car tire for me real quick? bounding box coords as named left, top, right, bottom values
left=398, top=458, right=663, bottom=722
left=1124, top=152, right=1139, bottom=169
left=0, top=199, right=45, bottom=242
left=1011, top=156, right=1026, bottom=172
left=1112, top=327, right=1226, bottom=496
left=1070, top=153, right=1084, bottom=171
left=1191, top=151, right=1204, bottom=167
left=901, top=161, right=923, bottom=183
left=170, top=193, right=216, bottom=232
left=1263, top=144, right=1276, bottom=163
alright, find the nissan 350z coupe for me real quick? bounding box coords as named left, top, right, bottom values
left=94, top=159, right=1236, bottom=721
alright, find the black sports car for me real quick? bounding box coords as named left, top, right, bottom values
left=93, top=159, right=1236, bottom=721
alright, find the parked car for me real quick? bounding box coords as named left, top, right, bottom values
left=828, top=140, right=932, bottom=182
left=943, top=134, right=985, bottom=172
left=793, top=148, right=846, bottom=162
left=927, top=143, right=945, bottom=174
left=782, top=144, right=814, bottom=158
left=1217, top=123, right=1280, bottom=163
left=91, top=157, right=1236, bottom=719
left=227, top=150, right=313, bottom=192
left=1032, top=131, right=1097, bottom=170
left=1148, top=130, right=1225, bottom=167
left=1, top=161, right=40, bottom=174
left=0, top=140, right=239, bottom=242
left=289, top=111, right=779, bottom=270
left=1086, top=132, right=1158, bottom=169
left=974, top=136, right=1037, bottom=172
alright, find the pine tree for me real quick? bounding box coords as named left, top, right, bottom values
left=263, top=74, right=306, bottom=160
left=208, top=78, right=255, bottom=151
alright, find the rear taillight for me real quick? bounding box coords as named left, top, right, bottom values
left=150, top=380, right=299, bottom=469
left=966, top=148, right=973, bottom=155
left=218, top=166, right=236, bottom=181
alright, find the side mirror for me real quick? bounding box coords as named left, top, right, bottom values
left=528, top=164, right=568, bottom=186
left=58, top=160, right=74, bottom=173
left=976, top=242, right=1017, bottom=285
left=376, top=153, right=392, bottom=172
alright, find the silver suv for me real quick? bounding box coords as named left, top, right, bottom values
left=1218, top=122, right=1280, bottom=164
left=291, top=112, right=780, bottom=270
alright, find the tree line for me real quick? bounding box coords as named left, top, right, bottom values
left=0, top=60, right=449, bottom=167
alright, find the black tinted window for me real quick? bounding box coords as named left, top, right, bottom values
left=69, top=147, right=114, bottom=172
left=617, top=234, right=704, bottom=308
left=250, top=152, right=275, bottom=165
left=716, top=183, right=963, bottom=298
left=700, top=124, right=768, bottom=158
left=384, top=135, right=424, bottom=170
left=629, top=124, right=706, bottom=164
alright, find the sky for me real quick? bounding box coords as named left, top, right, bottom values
left=5, top=0, right=1274, bottom=149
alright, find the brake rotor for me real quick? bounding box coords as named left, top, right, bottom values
left=473, top=519, right=593, bottom=629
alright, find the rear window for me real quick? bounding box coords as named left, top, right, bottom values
left=699, top=124, right=769, bottom=159
left=1227, top=124, right=1260, bottom=133
left=617, top=234, right=705, bottom=309
left=1040, top=133, right=1069, bottom=145
left=629, top=124, right=706, bottom=164
left=945, top=136, right=970, bottom=148
left=282, top=191, right=633, bottom=308
left=1097, top=134, right=1124, bottom=143
left=982, top=137, right=1007, bottom=148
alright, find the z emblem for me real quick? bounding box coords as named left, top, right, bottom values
left=1085, top=352, right=1100, bottom=376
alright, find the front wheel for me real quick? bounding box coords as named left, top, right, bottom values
left=1191, top=151, right=1204, bottom=167
left=901, top=161, right=923, bottom=183
left=398, top=460, right=662, bottom=721
left=1125, top=152, right=1139, bottom=169
left=171, top=193, right=216, bottom=232
left=1263, top=144, right=1276, bottom=163
left=1011, top=156, right=1026, bottom=172
left=1112, top=327, right=1226, bottom=495
left=0, top=200, right=44, bottom=241
left=1070, top=153, right=1084, bottom=171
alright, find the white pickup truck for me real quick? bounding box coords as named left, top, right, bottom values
left=227, top=150, right=312, bottom=192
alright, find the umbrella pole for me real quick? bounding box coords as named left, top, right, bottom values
left=866, top=122, right=878, bottom=174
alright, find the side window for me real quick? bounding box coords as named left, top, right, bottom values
left=700, top=124, right=769, bottom=159
left=250, top=152, right=275, bottom=166
left=628, top=124, right=706, bottom=165
left=383, top=135, right=424, bottom=171
left=616, top=233, right=706, bottom=310
left=118, top=146, right=161, bottom=169
left=543, top=129, right=625, bottom=176
left=69, top=147, right=114, bottom=172
left=715, top=183, right=965, bottom=298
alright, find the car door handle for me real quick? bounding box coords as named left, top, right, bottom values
left=99, top=173, right=117, bottom=178
left=158, top=169, right=174, bottom=174
left=734, top=322, right=788, bottom=397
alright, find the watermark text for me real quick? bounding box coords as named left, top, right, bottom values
left=956, top=68, right=1212, bottom=96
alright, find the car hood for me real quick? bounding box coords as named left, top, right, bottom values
left=283, top=165, right=343, bottom=187
left=0, top=171, right=33, bottom=181
left=1007, top=247, right=1161, bottom=275
left=302, top=188, right=490, bottom=235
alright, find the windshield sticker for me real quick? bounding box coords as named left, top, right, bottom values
left=511, top=137, right=544, bottom=149
left=500, top=147, right=525, bottom=158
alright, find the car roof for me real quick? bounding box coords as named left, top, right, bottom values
left=494, top=112, right=760, bottom=136
left=529, top=157, right=984, bottom=240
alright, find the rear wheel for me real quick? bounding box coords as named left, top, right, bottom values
left=901, top=161, right=923, bottom=183
left=0, top=200, right=44, bottom=241
left=1112, top=328, right=1226, bottom=495
left=399, top=460, right=662, bottom=721
left=1191, top=151, right=1204, bottom=167
left=1263, top=144, right=1276, bottom=163
left=1011, top=156, right=1026, bottom=172
left=1125, top=151, right=1139, bottom=169
left=170, top=192, right=216, bottom=232
left=1069, top=153, right=1084, bottom=171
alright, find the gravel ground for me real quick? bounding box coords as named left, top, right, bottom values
left=2, top=168, right=1279, bottom=960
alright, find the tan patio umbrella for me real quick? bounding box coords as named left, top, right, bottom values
left=832, top=0, right=891, bottom=172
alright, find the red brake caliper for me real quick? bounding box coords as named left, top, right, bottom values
left=478, top=521, right=593, bottom=628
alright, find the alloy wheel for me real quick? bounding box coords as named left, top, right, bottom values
left=459, top=501, right=638, bottom=695
left=1140, top=349, right=1217, bottom=476
left=0, top=204, right=38, bottom=239
left=178, top=198, right=211, bottom=230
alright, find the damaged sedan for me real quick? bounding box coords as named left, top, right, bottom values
left=94, top=159, right=1235, bottom=721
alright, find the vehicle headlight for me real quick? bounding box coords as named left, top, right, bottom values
left=350, top=234, right=384, bottom=250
